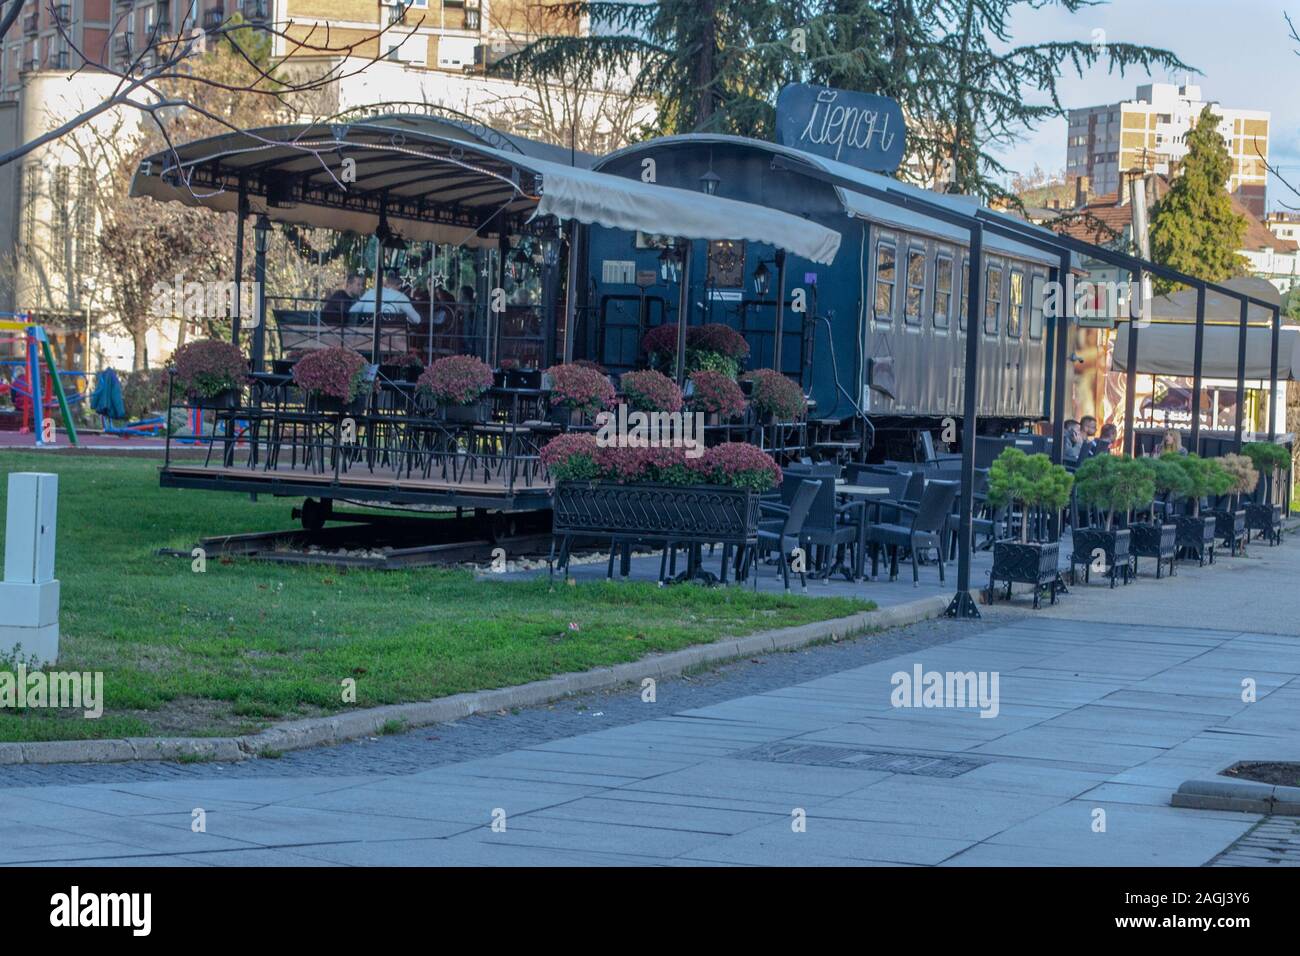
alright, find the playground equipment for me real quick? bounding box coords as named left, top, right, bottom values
left=0, top=314, right=80, bottom=446
left=89, top=366, right=168, bottom=437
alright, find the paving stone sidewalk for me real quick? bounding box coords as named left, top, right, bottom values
left=2, top=533, right=1298, bottom=866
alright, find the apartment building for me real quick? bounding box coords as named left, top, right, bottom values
left=1065, top=83, right=1270, bottom=218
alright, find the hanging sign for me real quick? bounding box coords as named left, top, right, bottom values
left=775, top=84, right=906, bottom=173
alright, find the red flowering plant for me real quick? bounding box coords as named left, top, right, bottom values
left=383, top=350, right=425, bottom=370
left=170, top=339, right=247, bottom=399
left=291, top=346, right=370, bottom=401
left=642, top=323, right=750, bottom=378
left=690, top=442, right=782, bottom=492
left=539, top=433, right=602, bottom=481
left=417, top=354, right=494, bottom=405
left=571, top=359, right=608, bottom=374
left=619, top=369, right=684, bottom=413
left=745, top=368, right=806, bottom=421
left=542, top=438, right=778, bottom=492
left=686, top=370, right=746, bottom=419
left=544, top=363, right=616, bottom=416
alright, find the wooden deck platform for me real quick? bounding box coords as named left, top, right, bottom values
left=161, top=461, right=555, bottom=511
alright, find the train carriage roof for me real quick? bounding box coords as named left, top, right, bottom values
left=596, top=133, right=1073, bottom=268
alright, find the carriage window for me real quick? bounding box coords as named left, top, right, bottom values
left=1007, top=270, right=1024, bottom=338
left=933, top=253, right=953, bottom=330
left=958, top=259, right=969, bottom=331
left=984, top=264, right=1003, bottom=335
left=1029, top=275, right=1045, bottom=340
left=874, top=241, right=896, bottom=322
left=904, top=247, right=926, bottom=326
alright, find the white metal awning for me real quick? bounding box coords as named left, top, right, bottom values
left=129, top=118, right=840, bottom=263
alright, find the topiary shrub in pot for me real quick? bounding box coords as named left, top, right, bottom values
left=1167, top=453, right=1224, bottom=565
left=1072, top=455, right=1152, bottom=588
left=417, top=354, right=494, bottom=422
left=170, top=339, right=247, bottom=409
left=985, top=448, right=1073, bottom=608
left=291, top=346, right=373, bottom=414
left=1129, top=456, right=1188, bottom=578
left=1242, top=441, right=1289, bottom=544
left=1211, top=453, right=1257, bottom=556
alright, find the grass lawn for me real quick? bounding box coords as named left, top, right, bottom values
left=0, top=450, right=872, bottom=742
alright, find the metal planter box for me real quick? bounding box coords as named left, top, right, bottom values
left=1245, top=502, right=1282, bottom=546
left=1071, top=527, right=1131, bottom=587
left=988, top=540, right=1061, bottom=609
left=1129, top=522, right=1177, bottom=578
left=1174, top=514, right=1216, bottom=566
left=1212, top=508, right=1248, bottom=556
left=552, top=480, right=761, bottom=544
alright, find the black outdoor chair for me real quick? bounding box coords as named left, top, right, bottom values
left=755, top=478, right=822, bottom=592
left=866, top=480, right=959, bottom=586
left=801, top=467, right=866, bottom=581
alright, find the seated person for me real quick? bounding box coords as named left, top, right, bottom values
left=321, top=273, right=363, bottom=326
left=349, top=269, right=422, bottom=325
left=1083, top=423, right=1118, bottom=459
left=1159, top=428, right=1186, bottom=456
left=1062, top=419, right=1084, bottom=462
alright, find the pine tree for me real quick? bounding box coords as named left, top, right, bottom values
left=1149, top=105, right=1248, bottom=293
left=496, top=1, right=1191, bottom=202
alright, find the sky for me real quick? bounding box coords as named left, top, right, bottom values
left=991, top=0, right=1300, bottom=210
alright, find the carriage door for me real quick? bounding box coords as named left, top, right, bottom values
left=1006, top=268, right=1025, bottom=414
left=1026, top=272, right=1047, bottom=418
left=599, top=294, right=664, bottom=372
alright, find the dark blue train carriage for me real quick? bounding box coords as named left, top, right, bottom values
left=579, top=130, right=1063, bottom=457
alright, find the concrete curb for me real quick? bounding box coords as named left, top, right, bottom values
left=0, top=593, right=953, bottom=766
left=1172, top=776, right=1300, bottom=816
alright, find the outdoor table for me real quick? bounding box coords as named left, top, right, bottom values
left=836, top=484, right=891, bottom=580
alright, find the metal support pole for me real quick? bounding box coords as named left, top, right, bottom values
left=772, top=249, right=787, bottom=372
left=1269, top=304, right=1281, bottom=441
left=1123, top=267, right=1140, bottom=456
left=1235, top=296, right=1248, bottom=451
left=494, top=231, right=508, bottom=367
left=250, top=215, right=269, bottom=373
left=561, top=220, right=581, bottom=365
left=371, top=210, right=387, bottom=363
left=1191, top=284, right=1206, bottom=455
left=231, top=188, right=247, bottom=348
left=1051, top=253, right=1071, bottom=466
left=673, top=240, right=693, bottom=386
left=946, top=221, right=983, bottom=619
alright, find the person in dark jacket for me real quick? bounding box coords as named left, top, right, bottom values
left=321, top=273, right=364, bottom=326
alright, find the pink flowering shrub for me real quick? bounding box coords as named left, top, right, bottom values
left=539, top=433, right=601, bottom=481
left=544, top=363, right=616, bottom=416
left=171, top=339, right=246, bottom=399
left=642, top=323, right=751, bottom=378
left=691, top=442, right=783, bottom=492
left=541, top=436, right=779, bottom=492
left=687, top=370, right=746, bottom=418
left=383, top=350, right=425, bottom=370
left=417, top=354, right=494, bottom=405
left=745, top=368, right=806, bottom=421
left=292, top=346, right=369, bottom=401
left=619, top=369, right=684, bottom=413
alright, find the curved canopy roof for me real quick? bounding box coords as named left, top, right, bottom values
left=597, top=133, right=1071, bottom=267
left=129, top=117, right=841, bottom=263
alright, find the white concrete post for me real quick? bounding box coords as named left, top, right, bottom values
left=0, top=472, right=60, bottom=665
